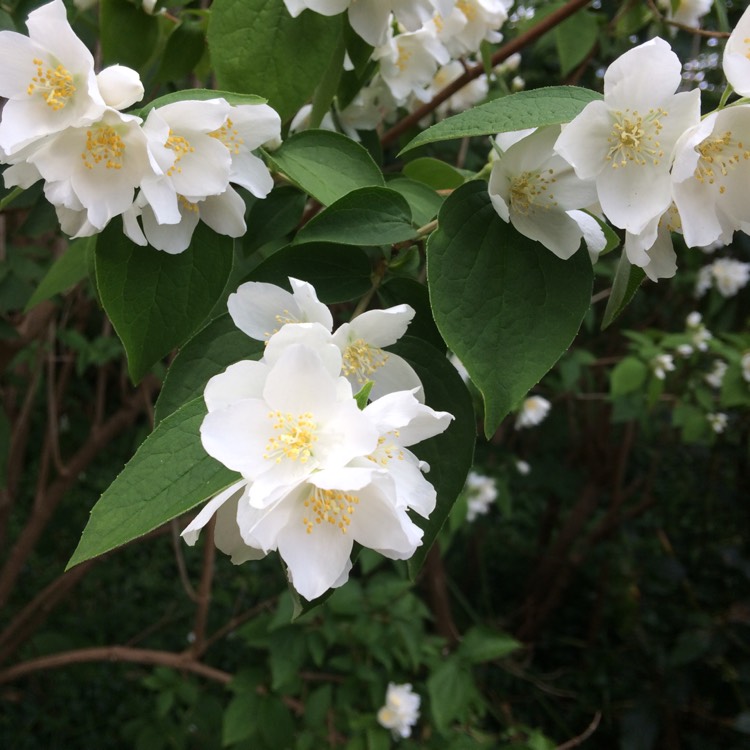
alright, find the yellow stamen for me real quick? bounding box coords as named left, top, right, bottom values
left=509, top=168, right=558, bottom=215
left=342, top=339, right=389, bottom=384
left=302, top=487, right=359, bottom=534
left=606, top=108, right=666, bottom=169
left=209, top=117, right=243, bottom=154
left=27, top=57, right=75, bottom=111
left=166, top=131, right=195, bottom=176
left=81, top=125, right=125, bottom=170
left=263, top=411, right=318, bottom=463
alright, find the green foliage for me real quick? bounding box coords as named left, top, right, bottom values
left=100, top=0, right=160, bottom=71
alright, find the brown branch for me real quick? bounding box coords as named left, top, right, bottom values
left=202, top=597, right=277, bottom=653
left=645, top=0, right=730, bottom=38
left=555, top=711, right=602, bottom=749
left=381, top=0, right=593, bottom=148
left=423, top=543, right=460, bottom=646
left=0, top=377, right=158, bottom=608
left=190, top=517, right=216, bottom=654
left=0, top=646, right=232, bottom=686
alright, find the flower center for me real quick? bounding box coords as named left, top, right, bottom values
left=693, top=130, right=750, bottom=194
left=606, top=108, right=666, bottom=168
left=178, top=195, right=199, bottom=214
left=342, top=339, right=389, bottom=384
left=82, top=125, right=125, bottom=170
left=166, top=131, right=195, bottom=176
left=264, top=411, right=317, bottom=463
left=396, top=45, right=412, bottom=72
left=302, top=487, right=359, bottom=534
left=457, top=0, right=478, bottom=21
left=509, top=169, right=557, bottom=215
left=27, top=57, right=76, bottom=111
left=368, top=434, right=404, bottom=467
left=210, top=117, right=243, bottom=155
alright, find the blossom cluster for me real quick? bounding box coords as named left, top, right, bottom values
left=181, top=278, right=454, bottom=601
left=377, top=682, right=421, bottom=739
left=489, top=6, right=750, bottom=281
left=0, top=0, right=281, bottom=254
left=285, top=0, right=514, bottom=136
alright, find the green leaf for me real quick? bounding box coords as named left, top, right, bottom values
left=154, top=19, right=206, bottom=83
left=386, top=337, right=475, bottom=578
left=427, top=181, right=593, bottom=437
left=248, top=242, right=372, bottom=303
left=458, top=627, right=521, bottom=664
left=136, top=88, right=267, bottom=118
left=602, top=252, right=645, bottom=329
left=400, top=87, right=602, bottom=155
left=245, top=185, right=307, bottom=253
left=66, top=398, right=237, bottom=569
left=95, top=222, right=234, bottom=383
left=377, top=278, right=445, bottom=352
left=310, top=19, right=346, bottom=128
left=403, top=157, right=466, bottom=189
left=610, top=356, right=648, bottom=397
left=387, top=177, right=444, bottom=226
left=223, top=691, right=260, bottom=745
left=100, top=0, right=159, bottom=71
left=24, top=237, right=94, bottom=312
left=294, top=187, right=416, bottom=246
left=154, top=314, right=265, bottom=426
left=555, top=10, right=599, bottom=76
left=354, top=381, right=374, bottom=409
left=265, top=130, right=384, bottom=206
left=427, top=656, right=477, bottom=735
left=208, top=0, right=342, bottom=121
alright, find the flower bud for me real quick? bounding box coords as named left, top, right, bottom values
left=96, top=65, right=145, bottom=110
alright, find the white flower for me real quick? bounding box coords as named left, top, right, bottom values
left=677, top=344, right=694, bottom=358
left=623, top=204, right=681, bottom=281
left=18, top=109, right=153, bottom=232
left=686, top=312, right=712, bottom=350
left=651, top=353, right=675, bottom=380
left=741, top=351, right=750, bottom=383
left=723, top=5, right=750, bottom=97
left=515, top=459, right=531, bottom=475
left=228, top=277, right=333, bottom=342
left=332, top=305, right=425, bottom=401
left=707, top=412, right=728, bottom=434
left=373, top=24, right=450, bottom=105
left=489, top=126, right=600, bottom=260
left=554, top=38, right=701, bottom=235
left=515, top=395, right=551, bottom=429
left=0, top=0, right=106, bottom=155
left=705, top=359, right=728, bottom=389
left=658, top=0, right=712, bottom=28
left=671, top=106, right=750, bottom=249
left=95, top=65, right=144, bottom=110
left=697, top=258, right=750, bottom=298
left=423, top=61, right=489, bottom=118
left=511, top=75, right=525, bottom=91
left=464, top=470, right=498, bottom=521
left=377, top=683, right=420, bottom=739
left=434, top=0, right=510, bottom=57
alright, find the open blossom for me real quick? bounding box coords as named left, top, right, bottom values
left=671, top=106, right=750, bottom=248
left=0, top=0, right=106, bottom=154
left=432, top=0, right=511, bottom=57
left=705, top=359, right=728, bottom=389
left=515, top=395, right=551, bottom=429
left=658, top=0, right=712, bottom=28
left=707, top=412, right=728, bottom=434
left=723, top=5, right=750, bottom=97
left=377, top=683, right=421, bottom=739
left=555, top=38, right=701, bottom=236
left=489, top=126, right=602, bottom=259
left=623, top=204, right=681, bottom=281
left=651, top=353, right=676, bottom=380
left=695, top=258, right=750, bottom=298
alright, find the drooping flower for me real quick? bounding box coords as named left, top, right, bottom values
left=0, top=0, right=106, bottom=155
left=489, top=125, right=601, bottom=259
left=377, top=683, right=421, bottom=739
left=723, top=5, right=750, bottom=97
left=671, top=105, right=750, bottom=249
left=463, top=470, right=498, bottom=522
left=515, top=395, right=551, bottom=429
left=554, top=37, right=701, bottom=236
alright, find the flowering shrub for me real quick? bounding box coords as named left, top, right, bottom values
left=1, top=0, right=750, bottom=747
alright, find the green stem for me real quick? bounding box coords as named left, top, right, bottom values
left=0, top=187, right=24, bottom=212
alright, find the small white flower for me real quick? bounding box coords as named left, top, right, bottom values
left=515, top=459, right=531, bottom=475
left=651, top=353, right=676, bottom=380
left=95, top=65, right=144, bottom=110
left=377, top=683, right=420, bottom=739
left=0, top=0, right=106, bottom=155
left=464, top=470, right=498, bottom=521
left=741, top=351, right=750, bottom=383
left=623, top=204, right=681, bottom=281
left=704, top=359, right=728, bottom=389
left=515, top=395, right=551, bottom=429
left=434, top=0, right=510, bottom=57
left=511, top=75, right=526, bottom=91
left=707, top=412, right=728, bottom=434
left=677, top=344, right=694, bottom=358
left=555, top=38, right=701, bottom=235
left=686, top=312, right=712, bottom=350
left=710, top=258, right=750, bottom=298
left=658, top=0, right=712, bottom=28
left=723, top=5, right=750, bottom=97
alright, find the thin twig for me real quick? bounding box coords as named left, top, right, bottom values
left=190, top=517, right=216, bottom=654
left=645, top=0, right=730, bottom=38
left=555, top=711, right=602, bottom=749
left=171, top=519, right=199, bottom=603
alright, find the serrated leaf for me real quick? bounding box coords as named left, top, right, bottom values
left=154, top=314, right=265, bottom=426
left=95, top=222, right=233, bottom=383
left=24, top=237, right=94, bottom=312
left=294, top=186, right=416, bottom=246
left=387, top=337, right=475, bottom=578
left=208, top=0, right=342, bottom=121
left=610, top=356, right=648, bottom=397
left=602, top=252, right=645, bottom=329
left=427, top=181, right=593, bottom=437
left=265, top=130, right=384, bottom=206
left=400, top=87, right=602, bottom=155
left=66, top=398, right=237, bottom=569
left=248, top=242, right=372, bottom=303
left=427, top=657, right=476, bottom=735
